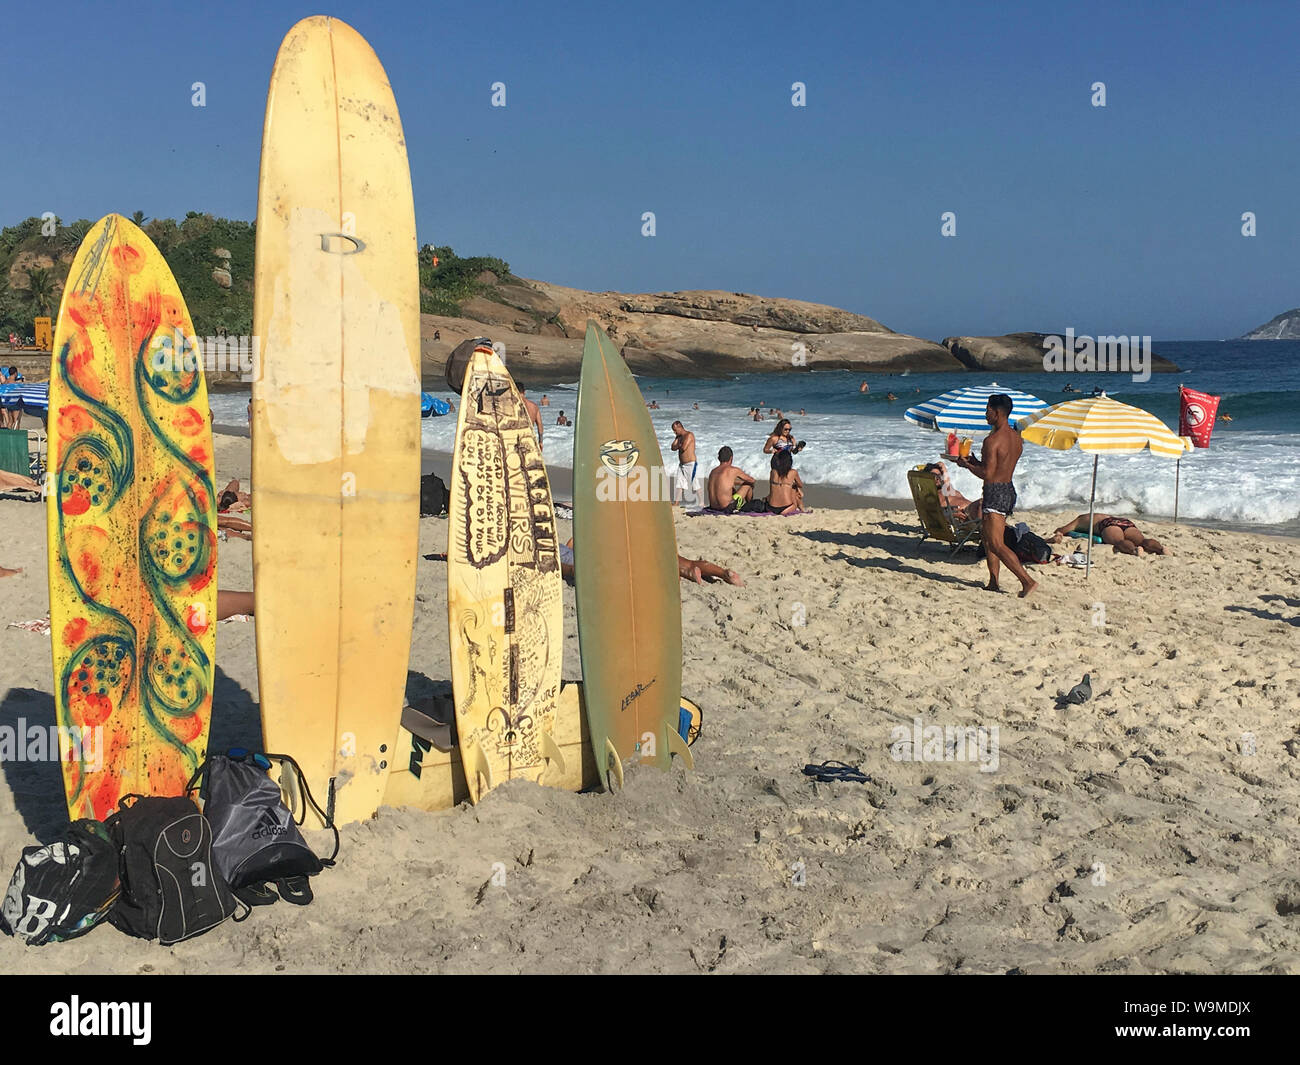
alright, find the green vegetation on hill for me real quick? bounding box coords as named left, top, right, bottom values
left=0, top=214, right=509, bottom=338
left=418, top=245, right=514, bottom=316
left=0, top=213, right=254, bottom=340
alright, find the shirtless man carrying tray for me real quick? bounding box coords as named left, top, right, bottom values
left=955, top=394, right=1037, bottom=597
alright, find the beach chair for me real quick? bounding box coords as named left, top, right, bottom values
left=907, top=467, right=982, bottom=554
left=0, top=428, right=27, bottom=476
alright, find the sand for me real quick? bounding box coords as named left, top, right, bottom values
left=2, top=430, right=1299, bottom=973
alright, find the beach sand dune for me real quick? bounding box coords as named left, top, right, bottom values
left=1, top=433, right=1298, bottom=973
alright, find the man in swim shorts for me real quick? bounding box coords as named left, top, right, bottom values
left=956, top=394, right=1037, bottom=597
left=670, top=420, right=699, bottom=507
left=707, top=446, right=758, bottom=512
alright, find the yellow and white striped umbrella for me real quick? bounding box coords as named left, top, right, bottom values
left=1017, top=395, right=1192, bottom=457
left=1016, top=394, right=1190, bottom=578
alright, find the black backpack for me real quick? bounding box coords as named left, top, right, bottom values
left=420, top=472, right=449, bottom=517
left=1004, top=525, right=1053, bottom=564
left=445, top=335, right=494, bottom=393
left=0, top=820, right=120, bottom=946
left=188, top=751, right=338, bottom=907
left=104, top=794, right=242, bottom=944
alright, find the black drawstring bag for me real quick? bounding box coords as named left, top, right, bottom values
left=0, top=820, right=120, bottom=946
left=188, top=750, right=338, bottom=908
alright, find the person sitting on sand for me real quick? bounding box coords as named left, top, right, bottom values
left=764, top=418, right=806, bottom=456
left=707, top=446, right=759, bottom=512
left=766, top=451, right=805, bottom=514
left=218, top=478, right=251, bottom=513
left=0, top=469, right=40, bottom=493
left=558, top=538, right=741, bottom=586
left=1050, top=513, right=1172, bottom=556
left=924, top=462, right=981, bottom=521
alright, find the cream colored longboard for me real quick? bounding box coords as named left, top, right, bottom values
left=252, top=16, right=420, bottom=826
left=447, top=343, right=564, bottom=802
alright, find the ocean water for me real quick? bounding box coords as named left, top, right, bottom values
left=210, top=340, right=1300, bottom=528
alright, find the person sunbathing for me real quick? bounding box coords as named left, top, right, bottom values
left=0, top=470, right=40, bottom=493
left=218, top=513, right=253, bottom=540
left=218, top=479, right=251, bottom=512
left=558, top=539, right=741, bottom=586
left=1050, top=513, right=1171, bottom=556
left=0, top=565, right=19, bottom=578
left=217, top=590, right=254, bottom=619
left=924, top=462, right=981, bottom=521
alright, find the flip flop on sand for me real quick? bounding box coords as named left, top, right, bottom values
left=802, top=760, right=870, bottom=784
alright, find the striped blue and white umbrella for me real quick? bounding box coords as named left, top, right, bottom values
left=0, top=381, right=48, bottom=414
left=903, top=382, right=1046, bottom=434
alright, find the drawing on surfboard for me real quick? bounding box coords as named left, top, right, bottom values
left=47, top=213, right=217, bottom=822
left=447, top=340, right=564, bottom=802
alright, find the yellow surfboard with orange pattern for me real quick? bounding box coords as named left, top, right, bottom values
left=47, top=214, right=217, bottom=822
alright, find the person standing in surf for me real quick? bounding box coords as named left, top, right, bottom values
left=955, top=394, right=1037, bottom=597
left=670, top=420, right=699, bottom=506
left=519, top=387, right=543, bottom=443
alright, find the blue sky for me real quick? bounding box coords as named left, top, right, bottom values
left=3, top=0, right=1296, bottom=340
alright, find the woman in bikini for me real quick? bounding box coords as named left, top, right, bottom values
left=1050, top=513, right=1171, bottom=556
left=766, top=450, right=804, bottom=514
left=763, top=419, right=806, bottom=457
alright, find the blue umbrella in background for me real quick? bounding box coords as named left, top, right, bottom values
left=904, top=382, right=1046, bottom=434
left=420, top=392, right=452, bottom=417
left=0, top=381, right=48, bottom=415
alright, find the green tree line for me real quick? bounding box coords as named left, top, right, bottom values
left=0, top=214, right=510, bottom=339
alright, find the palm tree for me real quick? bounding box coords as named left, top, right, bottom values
left=131, top=210, right=148, bottom=227
left=59, top=220, right=91, bottom=255
left=24, top=267, right=57, bottom=318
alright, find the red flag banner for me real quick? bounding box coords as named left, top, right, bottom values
left=1179, top=386, right=1221, bottom=448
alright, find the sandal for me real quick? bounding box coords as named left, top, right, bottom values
left=802, top=760, right=870, bottom=784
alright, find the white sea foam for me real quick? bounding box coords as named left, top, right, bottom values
left=208, top=389, right=1300, bottom=526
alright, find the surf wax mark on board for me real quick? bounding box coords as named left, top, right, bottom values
left=259, top=206, right=419, bottom=465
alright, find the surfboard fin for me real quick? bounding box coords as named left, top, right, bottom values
left=538, top=729, right=567, bottom=776
left=466, top=738, right=494, bottom=802
left=604, top=739, right=624, bottom=793
left=665, top=722, right=695, bottom=770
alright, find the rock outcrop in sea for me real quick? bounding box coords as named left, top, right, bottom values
left=942, top=333, right=1181, bottom=374
left=1241, top=309, right=1300, bottom=339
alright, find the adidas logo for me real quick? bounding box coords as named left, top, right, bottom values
left=250, top=807, right=288, bottom=840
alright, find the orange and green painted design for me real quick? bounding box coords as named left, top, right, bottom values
left=46, top=214, right=216, bottom=822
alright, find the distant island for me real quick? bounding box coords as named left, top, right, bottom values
left=1, top=213, right=1181, bottom=382
left=1241, top=309, right=1300, bottom=339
